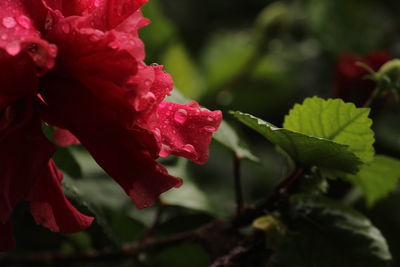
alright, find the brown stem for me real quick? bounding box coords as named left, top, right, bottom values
left=0, top=168, right=304, bottom=265
left=233, top=154, right=244, bottom=215
left=138, top=199, right=164, bottom=242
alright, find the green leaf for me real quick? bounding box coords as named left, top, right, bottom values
left=166, top=88, right=259, bottom=162
left=201, top=31, right=256, bottom=92
left=162, top=42, right=204, bottom=99
left=270, top=195, right=392, bottom=267
left=283, top=96, right=375, bottom=163
left=162, top=158, right=218, bottom=215
left=53, top=147, right=82, bottom=178
left=213, top=120, right=259, bottom=162
left=348, top=155, right=400, bottom=207
left=232, top=111, right=362, bottom=173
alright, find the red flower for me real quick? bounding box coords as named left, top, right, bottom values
left=333, top=51, right=392, bottom=107
left=0, top=0, right=222, bottom=251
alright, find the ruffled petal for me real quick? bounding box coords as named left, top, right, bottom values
left=0, top=221, right=15, bottom=252
left=27, top=160, right=93, bottom=233
left=154, top=101, right=222, bottom=164
left=0, top=0, right=57, bottom=108
left=53, top=128, right=80, bottom=147
left=40, top=75, right=182, bottom=209
left=0, top=0, right=57, bottom=69
left=0, top=50, right=38, bottom=109
left=0, top=99, right=55, bottom=224
left=78, top=125, right=183, bottom=209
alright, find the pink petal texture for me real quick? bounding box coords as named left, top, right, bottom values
left=27, top=160, right=94, bottom=233
left=53, top=128, right=80, bottom=146
left=154, top=101, right=222, bottom=164
left=0, top=99, right=55, bottom=224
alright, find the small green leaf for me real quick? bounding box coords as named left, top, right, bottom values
left=348, top=155, right=400, bottom=207
left=283, top=96, right=375, bottom=163
left=270, top=195, right=392, bottom=267
left=232, top=111, right=362, bottom=173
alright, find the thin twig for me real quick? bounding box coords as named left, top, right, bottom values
left=233, top=154, right=244, bottom=215
left=138, top=199, right=164, bottom=242
left=0, top=168, right=305, bottom=265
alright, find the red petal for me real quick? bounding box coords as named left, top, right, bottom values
left=53, top=128, right=80, bottom=147
left=40, top=77, right=182, bottom=209
left=0, top=0, right=57, bottom=69
left=0, top=99, right=55, bottom=224
left=79, top=126, right=183, bottom=209
left=154, top=101, right=222, bottom=164
left=0, top=221, right=15, bottom=252
left=0, top=50, right=38, bottom=109
left=27, top=160, right=93, bottom=233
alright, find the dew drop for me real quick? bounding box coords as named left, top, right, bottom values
left=203, top=126, right=216, bottom=133
left=89, top=34, right=100, bottom=42
left=61, top=23, right=70, bottom=34
left=150, top=63, right=159, bottom=67
left=16, top=16, right=31, bottom=29
left=174, top=109, right=188, bottom=124
left=159, top=144, right=171, bottom=157
left=183, top=144, right=195, bottom=154
left=153, top=128, right=161, bottom=138
left=207, top=116, right=214, bottom=122
left=144, top=79, right=152, bottom=87
left=6, top=42, right=21, bottom=56
left=134, top=92, right=156, bottom=111
left=108, top=43, right=118, bottom=50
left=94, top=0, right=101, bottom=7
left=2, top=17, right=16, bottom=29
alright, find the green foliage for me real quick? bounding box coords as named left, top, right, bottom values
left=348, top=155, right=400, bottom=207
left=231, top=111, right=362, bottom=173
left=283, top=97, right=375, bottom=163
left=53, top=147, right=82, bottom=179
left=162, top=42, right=205, bottom=99
left=162, top=158, right=218, bottom=214
left=270, top=195, right=392, bottom=267
left=213, top=120, right=259, bottom=162
left=201, top=31, right=255, bottom=93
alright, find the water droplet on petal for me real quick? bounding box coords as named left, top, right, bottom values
left=16, top=16, right=31, bottom=29
left=144, top=79, right=152, bottom=87
left=2, top=17, right=16, bottom=29
left=183, top=144, right=195, bottom=154
left=0, top=33, right=7, bottom=40
left=61, top=23, right=70, bottom=34
left=108, top=43, right=118, bottom=50
left=6, top=42, right=21, bottom=56
left=89, top=35, right=100, bottom=42
left=134, top=92, right=156, bottom=111
left=153, top=128, right=161, bottom=138
left=150, top=63, right=159, bottom=67
left=203, top=126, right=216, bottom=133
left=174, top=109, right=188, bottom=124
left=207, top=116, right=214, bottom=122
left=159, top=144, right=171, bottom=157
left=94, top=0, right=102, bottom=7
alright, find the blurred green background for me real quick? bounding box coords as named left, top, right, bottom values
left=7, top=0, right=400, bottom=266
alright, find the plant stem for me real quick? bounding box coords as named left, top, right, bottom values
left=233, top=154, right=244, bottom=215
